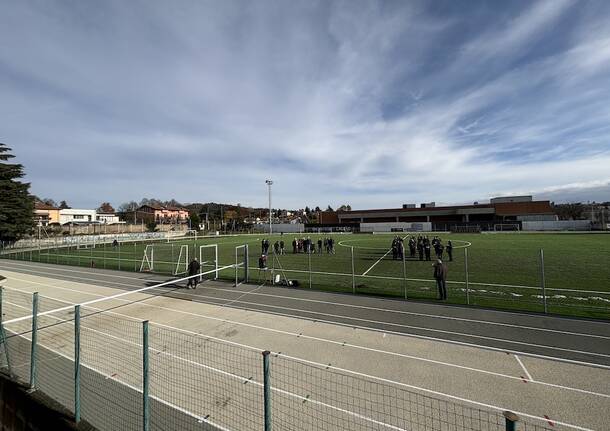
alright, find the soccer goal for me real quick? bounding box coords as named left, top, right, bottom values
left=450, top=225, right=481, bottom=233
left=494, top=223, right=520, bottom=232
left=234, top=244, right=249, bottom=286
left=199, top=244, right=218, bottom=281
left=139, top=244, right=189, bottom=275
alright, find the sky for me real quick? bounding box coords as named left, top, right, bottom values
left=1, top=0, right=610, bottom=210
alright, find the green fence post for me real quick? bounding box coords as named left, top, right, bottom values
left=0, top=287, right=13, bottom=376
left=351, top=246, right=355, bottom=294
left=29, top=292, right=39, bottom=390
left=262, top=351, right=272, bottom=431
left=503, top=411, right=519, bottom=431
left=118, top=242, right=121, bottom=271
left=142, top=320, right=150, bottom=431
left=134, top=243, right=137, bottom=272
left=402, top=251, right=408, bottom=299
left=74, top=305, right=81, bottom=423
left=540, top=249, right=547, bottom=313
left=464, top=248, right=470, bottom=305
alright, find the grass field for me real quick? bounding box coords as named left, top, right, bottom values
left=2, top=232, right=609, bottom=319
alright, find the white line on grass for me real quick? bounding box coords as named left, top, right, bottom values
left=4, top=278, right=610, bottom=398
left=361, top=235, right=407, bottom=276
left=4, top=261, right=610, bottom=333
left=4, top=258, right=610, bottom=296
left=3, top=269, right=610, bottom=368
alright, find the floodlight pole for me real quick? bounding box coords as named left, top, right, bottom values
left=266, top=180, right=273, bottom=235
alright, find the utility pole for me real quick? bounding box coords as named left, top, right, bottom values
left=266, top=179, right=273, bottom=235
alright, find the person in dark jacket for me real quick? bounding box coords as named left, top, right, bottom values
left=446, top=240, right=453, bottom=261
left=186, top=258, right=201, bottom=289
left=433, top=259, right=448, bottom=300
left=424, top=237, right=431, bottom=261
left=417, top=239, right=424, bottom=261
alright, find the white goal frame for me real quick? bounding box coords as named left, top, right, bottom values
left=174, top=244, right=189, bottom=275
left=139, top=244, right=189, bottom=275
left=199, top=244, right=218, bottom=280
left=235, top=244, right=249, bottom=286
left=494, top=223, right=521, bottom=232
left=140, top=244, right=154, bottom=272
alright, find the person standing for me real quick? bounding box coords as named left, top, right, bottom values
left=292, top=238, right=297, bottom=254
left=317, top=238, right=323, bottom=254
left=417, top=238, right=424, bottom=261
left=280, top=240, right=285, bottom=255
left=274, top=241, right=280, bottom=254
left=424, top=237, right=431, bottom=261
left=186, top=258, right=201, bottom=289
left=433, top=259, right=448, bottom=300
left=446, top=240, right=453, bottom=261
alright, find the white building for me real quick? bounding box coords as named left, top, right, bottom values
left=59, top=209, right=98, bottom=225
left=96, top=213, right=122, bottom=224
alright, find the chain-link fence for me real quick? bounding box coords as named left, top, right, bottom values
left=0, top=286, right=558, bottom=431
left=1, top=238, right=608, bottom=319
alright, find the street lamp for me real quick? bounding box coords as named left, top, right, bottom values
left=265, top=179, right=273, bottom=235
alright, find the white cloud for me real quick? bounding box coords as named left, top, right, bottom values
left=1, top=0, right=609, bottom=209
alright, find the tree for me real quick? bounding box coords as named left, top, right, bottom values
left=0, top=143, right=35, bottom=243
left=304, top=206, right=311, bottom=215
left=98, top=202, right=115, bottom=213
left=326, top=205, right=334, bottom=212
left=337, top=204, right=352, bottom=212
left=118, top=201, right=139, bottom=212
left=42, top=198, right=57, bottom=207
left=59, top=200, right=70, bottom=209
left=314, top=206, right=321, bottom=212
left=145, top=220, right=158, bottom=232
left=189, top=212, right=201, bottom=231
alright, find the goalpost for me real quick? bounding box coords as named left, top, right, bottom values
left=494, top=223, right=520, bottom=232
left=139, top=244, right=189, bottom=275
left=199, top=244, right=218, bottom=281
left=235, top=244, right=249, bottom=286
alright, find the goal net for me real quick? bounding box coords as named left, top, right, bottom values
left=234, top=244, right=249, bottom=286
left=450, top=225, right=481, bottom=233
left=199, top=244, right=218, bottom=281
left=139, top=244, right=189, bottom=275
left=494, top=223, right=520, bottom=232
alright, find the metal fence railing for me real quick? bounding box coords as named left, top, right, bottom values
left=1, top=240, right=608, bottom=320
left=0, top=286, right=557, bottom=431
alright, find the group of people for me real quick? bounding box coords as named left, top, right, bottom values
left=260, top=237, right=336, bottom=255
left=390, top=236, right=453, bottom=262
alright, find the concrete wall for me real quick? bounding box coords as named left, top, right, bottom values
left=360, top=222, right=432, bottom=232
left=522, top=220, right=591, bottom=231
left=0, top=373, right=91, bottom=431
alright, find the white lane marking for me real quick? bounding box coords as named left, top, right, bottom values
left=4, top=280, right=610, bottom=399
left=5, top=257, right=610, bottom=296
left=3, top=261, right=609, bottom=339
left=515, top=355, right=534, bottom=382
left=5, top=301, right=407, bottom=431
left=4, top=269, right=610, bottom=368
left=4, top=295, right=596, bottom=431
left=2, top=321, right=231, bottom=431
left=195, top=286, right=610, bottom=340
left=4, top=259, right=610, bottom=296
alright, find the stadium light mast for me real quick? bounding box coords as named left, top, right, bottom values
left=266, top=179, right=273, bottom=235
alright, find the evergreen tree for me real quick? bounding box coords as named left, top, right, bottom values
left=0, top=144, right=34, bottom=243
left=59, top=200, right=71, bottom=209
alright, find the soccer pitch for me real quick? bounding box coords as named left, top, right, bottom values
left=5, top=232, right=610, bottom=319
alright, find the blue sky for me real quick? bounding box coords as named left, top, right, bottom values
left=1, top=0, right=610, bottom=210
